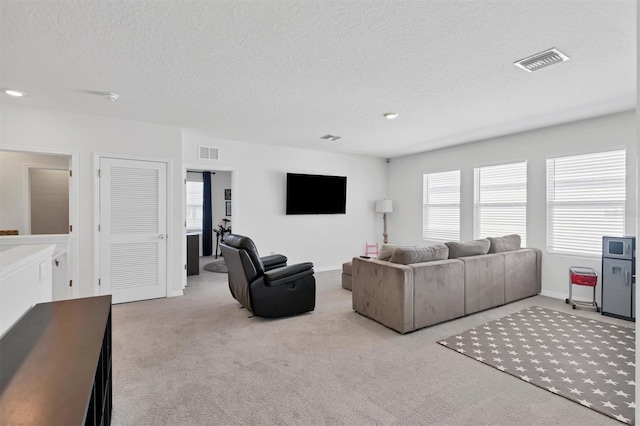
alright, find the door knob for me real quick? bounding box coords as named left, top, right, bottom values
left=159, top=234, right=166, bottom=239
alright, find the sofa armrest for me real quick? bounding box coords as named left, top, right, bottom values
left=261, top=254, right=288, bottom=271
left=503, top=248, right=542, bottom=303
left=352, top=258, right=414, bottom=334
left=263, top=262, right=313, bottom=287
left=410, top=259, right=465, bottom=329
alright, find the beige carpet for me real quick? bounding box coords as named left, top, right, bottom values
left=111, top=267, right=633, bottom=425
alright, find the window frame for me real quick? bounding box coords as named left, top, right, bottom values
left=546, top=149, right=626, bottom=257
left=185, top=179, right=204, bottom=233
left=473, top=160, right=527, bottom=247
left=422, top=169, right=461, bottom=242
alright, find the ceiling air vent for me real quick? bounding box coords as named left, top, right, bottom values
left=320, top=134, right=342, bottom=141
left=514, top=48, right=569, bottom=72
left=199, top=146, right=219, bottom=160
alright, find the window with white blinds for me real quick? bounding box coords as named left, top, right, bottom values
left=547, top=149, right=626, bottom=256
left=474, top=161, right=527, bottom=246
left=186, top=180, right=204, bottom=231
left=423, top=170, right=460, bottom=241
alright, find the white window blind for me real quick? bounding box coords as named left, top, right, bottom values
left=474, top=161, right=527, bottom=246
left=186, top=180, right=204, bottom=231
left=547, top=149, right=626, bottom=256
left=423, top=170, right=460, bottom=241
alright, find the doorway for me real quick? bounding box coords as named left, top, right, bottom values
left=184, top=168, right=234, bottom=286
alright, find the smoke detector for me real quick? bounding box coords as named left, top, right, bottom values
left=514, top=48, right=569, bottom=72
left=101, top=92, right=120, bottom=101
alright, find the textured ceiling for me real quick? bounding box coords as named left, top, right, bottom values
left=0, top=0, right=635, bottom=158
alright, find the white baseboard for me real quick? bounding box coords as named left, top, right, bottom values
left=539, top=289, right=597, bottom=303
left=168, top=290, right=184, bottom=298
left=314, top=265, right=341, bottom=273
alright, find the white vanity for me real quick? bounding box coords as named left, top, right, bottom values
left=0, top=244, right=55, bottom=336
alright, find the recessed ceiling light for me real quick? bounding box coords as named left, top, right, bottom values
left=383, top=112, right=399, bottom=120
left=3, top=89, right=25, bottom=97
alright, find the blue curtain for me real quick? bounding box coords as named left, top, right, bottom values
left=202, top=172, right=213, bottom=256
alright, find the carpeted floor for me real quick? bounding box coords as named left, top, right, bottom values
left=111, top=266, right=634, bottom=425
left=438, top=306, right=635, bottom=424
left=203, top=257, right=228, bottom=273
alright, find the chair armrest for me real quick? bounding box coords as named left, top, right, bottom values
left=261, top=254, right=288, bottom=271
left=264, top=262, right=314, bottom=287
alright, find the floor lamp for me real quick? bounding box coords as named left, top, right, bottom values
left=375, top=199, right=393, bottom=244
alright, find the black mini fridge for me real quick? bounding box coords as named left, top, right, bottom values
left=601, top=236, right=636, bottom=321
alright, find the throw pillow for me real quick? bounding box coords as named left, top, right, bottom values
left=445, top=239, right=490, bottom=259
left=378, top=244, right=414, bottom=261
left=488, top=234, right=521, bottom=253
left=389, top=245, right=449, bottom=265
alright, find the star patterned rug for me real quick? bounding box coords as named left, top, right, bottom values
left=438, top=306, right=635, bottom=424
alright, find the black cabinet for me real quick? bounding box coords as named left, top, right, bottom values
left=0, top=296, right=112, bottom=425
left=187, top=233, right=200, bottom=276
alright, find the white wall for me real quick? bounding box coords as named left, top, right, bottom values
left=0, top=151, right=69, bottom=234
left=388, top=111, right=637, bottom=302
left=183, top=130, right=387, bottom=270
left=0, top=105, right=184, bottom=298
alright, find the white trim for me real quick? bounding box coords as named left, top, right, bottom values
left=314, top=265, right=341, bottom=273
left=0, top=145, right=80, bottom=300
left=168, top=290, right=184, bottom=297
left=0, top=234, right=71, bottom=246
left=94, top=152, right=173, bottom=300
left=539, top=289, right=594, bottom=303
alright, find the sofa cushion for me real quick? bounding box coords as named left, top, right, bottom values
left=389, top=245, right=449, bottom=265
left=445, top=239, right=490, bottom=259
left=488, top=234, right=522, bottom=253
left=342, top=261, right=353, bottom=275
left=377, top=244, right=416, bottom=261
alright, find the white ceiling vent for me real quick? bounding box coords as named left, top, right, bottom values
left=199, top=146, right=219, bottom=160
left=514, top=48, right=569, bottom=72
left=320, top=134, right=342, bottom=141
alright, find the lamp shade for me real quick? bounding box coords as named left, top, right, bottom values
left=375, top=199, right=393, bottom=213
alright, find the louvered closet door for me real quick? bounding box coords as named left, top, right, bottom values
left=100, top=158, right=167, bottom=303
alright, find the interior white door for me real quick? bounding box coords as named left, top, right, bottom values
left=99, top=157, right=167, bottom=303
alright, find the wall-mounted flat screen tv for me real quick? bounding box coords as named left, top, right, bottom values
left=286, top=173, right=347, bottom=215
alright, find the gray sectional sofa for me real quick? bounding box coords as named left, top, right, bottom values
left=351, top=235, right=541, bottom=334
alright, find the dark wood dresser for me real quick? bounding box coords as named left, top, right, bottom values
left=0, top=295, right=112, bottom=425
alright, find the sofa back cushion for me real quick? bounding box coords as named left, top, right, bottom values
left=389, top=245, right=449, bottom=265
left=378, top=244, right=415, bottom=261
left=488, top=234, right=522, bottom=253
left=445, top=239, right=490, bottom=259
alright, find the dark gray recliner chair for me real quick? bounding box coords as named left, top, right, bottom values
left=220, top=234, right=315, bottom=318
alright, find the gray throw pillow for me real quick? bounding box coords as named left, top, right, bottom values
left=488, top=234, right=521, bottom=253
left=378, top=244, right=415, bottom=261
left=445, top=239, right=491, bottom=259
left=389, top=245, right=449, bottom=265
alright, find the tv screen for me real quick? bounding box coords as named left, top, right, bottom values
left=286, top=173, right=347, bottom=215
